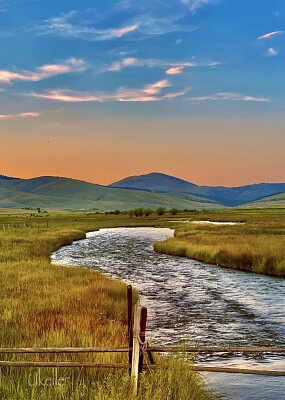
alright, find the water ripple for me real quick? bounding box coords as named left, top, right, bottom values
left=52, top=227, right=285, bottom=400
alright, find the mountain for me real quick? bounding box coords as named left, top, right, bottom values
left=189, top=183, right=285, bottom=206
left=109, top=172, right=197, bottom=193
left=109, top=173, right=285, bottom=207
left=242, top=192, right=285, bottom=208
left=1, top=173, right=284, bottom=210
left=0, top=176, right=221, bottom=210
left=0, top=175, right=20, bottom=181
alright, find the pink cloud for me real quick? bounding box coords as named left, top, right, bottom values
left=258, top=31, right=283, bottom=40
left=0, top=58, right=86, bottom=84
left=106, top=57, right=219, bottom=73
left=27, top=80, right=188, bottom=103
left=108, top=24, right=139, bottom=39
left=0, top=112, right=40, bottom=120
left=166, top=66, right=184, bottom=75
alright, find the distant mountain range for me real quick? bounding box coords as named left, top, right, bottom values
left=0, top=173, right=284, bottom=210
left=110, top=172, right=285, bottom=207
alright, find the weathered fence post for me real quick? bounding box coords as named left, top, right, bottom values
left=131, top=302, right=142, bottom=397
left=127, top=285, right=133, bottom=368
left=138, top=307, right=147, bottom=373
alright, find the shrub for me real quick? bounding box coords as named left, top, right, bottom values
left=169, top=208, right=178, bottom=215
left=144, top=208, right=153, bottom=217
left=134, top=208, right=144, bottom=217
left=156, top=207, right=166, bottom=216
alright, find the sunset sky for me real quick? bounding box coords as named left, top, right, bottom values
left=1, top=0, right=284, bottom=186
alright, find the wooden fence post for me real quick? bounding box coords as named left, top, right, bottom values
left=127, top=285, right=133, bottom=368
left=131, top=302, right=142, bottom=397
left=138, top=307, right=147, bottom=373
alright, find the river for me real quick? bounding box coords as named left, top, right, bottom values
left=51, top=227, right=285, bottom=400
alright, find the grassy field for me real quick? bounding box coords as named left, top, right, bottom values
left=154, top=209, right=285, bottom=277
left=0, top=212, right=214, bottom=400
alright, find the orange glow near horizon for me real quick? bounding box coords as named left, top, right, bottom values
left=2, top=113, right=285, bottom=187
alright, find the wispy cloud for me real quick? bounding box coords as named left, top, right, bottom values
left=27, top=79, right=189, bottom=103
left=0, top=112, right=40, bottom=120
left=267, top=47, right=278, bottom=57
left=37, top=7, right=196, bottom=42
left=118, top=0, right=218, bottom=14
left=130, top=14, right=195, bottom=36
left=106, top=57, right=220, bottom=72
left=108, top=24, right=140, bottom=38
left=0, top=58, right=86, bottom=84
left=188, top=92, right=271, bottom=102
left=181, top=0, right=218, bottom=13
left=37, top=11, right=140, bottom=41
left=258, top=31, right=283, bottom=40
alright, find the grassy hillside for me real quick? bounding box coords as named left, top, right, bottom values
left=190, top=183, right=285, bottom=206
left=0, top=176, right=222, bottom=210
left=243, top=193, right=285, bottom=208
left=0, top=212, right=214, bottom=400
left=1, top=173, right=284, bottom=210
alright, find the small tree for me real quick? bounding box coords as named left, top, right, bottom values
left=144, top=208, right=152, bottom=217
left=129, top=210, right=134, bottom=218
left=169, top=208, right=178, bottom=215
left=156, top=207, right=166, bottom=216
left=134, top=208, right=144, bottom=217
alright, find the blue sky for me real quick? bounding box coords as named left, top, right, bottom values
left=1, top=0, right=284, bottom=185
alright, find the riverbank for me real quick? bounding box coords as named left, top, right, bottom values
left=52, top=224, right=285, bottom=400
left=0, top=212, right=214, bottom=400
left=154, top=209, right=285, bottom=277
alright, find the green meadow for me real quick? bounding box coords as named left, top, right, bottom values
left=0, top=212, right=214, bottom=400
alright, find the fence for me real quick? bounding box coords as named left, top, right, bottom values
left=1, top=285, right=285, bottom=395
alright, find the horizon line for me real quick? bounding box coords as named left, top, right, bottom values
left=1, top=172, right=285, bottom=189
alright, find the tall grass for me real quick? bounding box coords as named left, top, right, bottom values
left=154, top=209, right=285, bottom=277
left=0, top=212, right=215, bottom=400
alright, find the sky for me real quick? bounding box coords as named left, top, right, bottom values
left=0, top=0, right=284, bottom=186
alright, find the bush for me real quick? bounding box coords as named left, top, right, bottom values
left=169, top=208, right=178, bottom=215
left=134, top=208, right=144, bottom=217
left=144, top=208, right=153, bottom=217
left=156, top=207, right=166, bottom=216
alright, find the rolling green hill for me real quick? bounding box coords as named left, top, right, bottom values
left=242, top=193, right=285, bottom=208
left=0, top=176, right=221, bottom=211
left=110, top=173, right=285, bottom=207
left=1, top=173, right=284, bottom=211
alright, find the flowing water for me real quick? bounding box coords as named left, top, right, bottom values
left=51, top=227, right=285, bottom=400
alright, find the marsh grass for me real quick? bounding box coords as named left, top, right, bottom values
left=0, top=212, right=215, bottom=400
left=154, top=209, right=285, bottom=277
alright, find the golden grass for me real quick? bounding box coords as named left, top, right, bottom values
left=154, top=209, right=285, bottom=277
left=0, top=212, right=214, bottom=400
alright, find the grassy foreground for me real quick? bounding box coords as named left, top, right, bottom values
left=154, top=209, right=285, bottom=277
left=0, top=212, right=214, bottom=400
